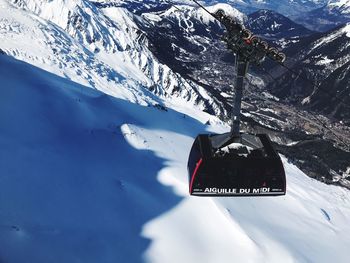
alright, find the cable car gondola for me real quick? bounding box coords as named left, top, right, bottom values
left=187, top=8, right=287, bottom=196
left=188, top=133, right=286, bottom=196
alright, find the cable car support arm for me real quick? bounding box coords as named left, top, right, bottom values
left=231, top=57, right=249, bottom=137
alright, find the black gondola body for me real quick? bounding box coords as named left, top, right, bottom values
left=188, top=133, right=286, bottom=196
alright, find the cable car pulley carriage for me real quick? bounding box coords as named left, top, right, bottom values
left=187, top=5, right=287, bottom=196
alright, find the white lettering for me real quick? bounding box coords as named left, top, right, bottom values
left=261, top=187, right=270, bottom=193
left=201, top=188, right=271, bottom=194
left=239, top=188, right=251, bottom=194
left=204, top=188, right=237, bottom=193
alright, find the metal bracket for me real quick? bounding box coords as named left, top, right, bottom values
left=231, top=56, right=249, bottom=137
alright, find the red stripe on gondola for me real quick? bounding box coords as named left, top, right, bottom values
left=189, top=158, right=203, bottom=194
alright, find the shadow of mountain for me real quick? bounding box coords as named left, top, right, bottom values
left=0, top=55, right=206, bottom=263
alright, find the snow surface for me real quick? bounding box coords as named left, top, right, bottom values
left=315, top=56, right=335, bottom=66
left=342, top=23, right=350, bottom=38
left=329, top=0, right=350, bottom=14
left=307, top=23, right=350, bottom=74
left=1, top=53, right=350, bottom=263
left=198, top=3, right=245, bottom=24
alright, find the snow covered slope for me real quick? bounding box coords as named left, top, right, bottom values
left=327, top=0, right=350, bottom=16
left=0, top=0, right=214, bottom=113
left=247, top=9, right=314, bottom=44
left=137, top=3, right=246, bottom=117
left=1, top=53, right=350, bottom=263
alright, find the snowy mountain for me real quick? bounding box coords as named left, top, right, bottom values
left=137, top=4, right=310, bottom=113
left=1, top=51, right=350, bottom=263
left=267, top=23, right=350, bottom=121
left=247, top=9, right=314, bottom=44
left=201, top=0, right=329, bottom=16
left=1, top=0, right=350, bottom=261
left=137, top=3, right=246, bottom=117
left=91, top=0, right=172, bottom=14
left=294, top=0, right=350, bottom=31
left=328, top=0, right=350, bottom=15
left=92, top=0, right=329, bottom=18
left=1, top=0, right=221, bottom=116
left=309, top=60, right=350, bottom=117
